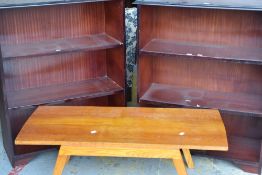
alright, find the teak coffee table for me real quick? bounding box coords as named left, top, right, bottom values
left=15, top=106, right=228, bottom=175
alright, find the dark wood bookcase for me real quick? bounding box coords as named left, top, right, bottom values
left=135, top=0, right=262, bottom=174
left=0, top=0, right=125, bottom=166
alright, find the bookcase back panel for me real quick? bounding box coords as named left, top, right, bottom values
left=140, top=6, right=262, bottom=48
left=151, top=56, right=262, bottom=94
left=139, top=5, right=154, bottom=47
left=221, top=112, right=262, bottom=139
left=105, top=0, right=124, bottom=41
left=4, top=51, right=107, bottom=91
left=0, top=2, right=105, bottom=44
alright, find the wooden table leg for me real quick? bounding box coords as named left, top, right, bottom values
left=182, top=149, right=194, bottom=168
left=173, top=151, right=188, bottom=175
left=65, top=156, right=70, bottom=165
left=53, top=147, right=70, bottom=175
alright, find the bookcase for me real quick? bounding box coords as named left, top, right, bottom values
left=0, top=0, right=125, bottom=166
left=135, top=0, right=262, bottom=174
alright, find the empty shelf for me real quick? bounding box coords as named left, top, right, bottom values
left=140, top=83, right=262, bottom=115
left=1, top=33, right=122, bottom=58
left=7, top=76, right=123, bottom=109
left=141, top=39, right=262, bottom=64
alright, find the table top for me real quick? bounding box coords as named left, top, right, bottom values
left=15, top=106, right=228, bottom=151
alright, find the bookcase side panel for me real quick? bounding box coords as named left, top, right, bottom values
left=137, top=5, right=156, bottom=99
left=105, top=0, right=126, bottom=105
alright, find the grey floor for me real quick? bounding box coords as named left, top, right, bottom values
left=0, top=123, right=255, bottom=175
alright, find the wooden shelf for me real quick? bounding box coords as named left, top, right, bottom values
left=140, top=83, right=262, bottom=115
left=134, top=0, right=262, bottom=11
left=209, top=136, right=261, bottom=163
left=0, top=0, right=112, bottom=9
left=7, top=76, right=123, bottom=109
left=140, top=39, right=262, bottom=64
left=1, top=33, right=122, bottom=59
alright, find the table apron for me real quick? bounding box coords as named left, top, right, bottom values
left=59, top=145, right=182, bottom=159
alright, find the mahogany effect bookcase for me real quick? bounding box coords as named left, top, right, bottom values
left=0, top=0, right=125, bottom=166
left=135, top=0, right=262, bottom=174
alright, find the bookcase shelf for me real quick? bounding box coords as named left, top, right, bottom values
left=7, top=77, right=123, bottom=109
left=140, top=83, right=262, bottom=115
left=134, top=0, right=262, bottom=11
left=1, top=33, right=122, bottom=59
left=141, top=39, right=262, bottom=65
left=137, top=1, right=262, bottom=174
left=0, top=0, right=112, bottom=9
left=0, top=0, right=125, bottom=167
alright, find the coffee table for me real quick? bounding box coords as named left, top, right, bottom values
left=15, top=106, right=228, bottom=175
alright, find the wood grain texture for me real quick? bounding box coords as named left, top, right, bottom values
left=10, top=96, right=109, bottom=155
left=0, top=0, right=111, bottom=9
left=173, top=152, right=188, bottom=175
left=105, top=0, right=126, bottom=96
left=182, top=149, right=194, bottom=168
left=208, top=136, right=261, bottom=163
left=15, top=106, right=228, bottom=151
left=151, top=57, right=262, bottom=94
left=220, top=111, right=262, bottom=139
left=139, top=6, right=262, bottom=49
left=53, top=154, right=70, bottom=175
left=55, top=145, right=187, bottom=175
left=140, top=83, right=262, bottom=115
left=137, top=4, right=262, bottom=174
left=0, top=2, right=105, bottom=44
left=59, top=145, right=182, bottom=158
left=2, top=33, right=122, bottom=58
left=3, top=51, right=107, bottom=91
left=7, top=76, right=123, bottom=109
left=141, top=39, right=262, bottom=64
left=0, top=0, right=125, bottom=167
left=134, top=0, right=262, bottom=11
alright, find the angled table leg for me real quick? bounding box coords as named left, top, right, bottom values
left=182, top=149, right=194, bottom=168
left=53, top=146, right=71, bottom=175
left=173, top=150, right=188, bottom=175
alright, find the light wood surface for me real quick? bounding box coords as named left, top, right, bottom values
left=173, top=152, right=188, bottom=175
left=15, top=106, right=228, bottom=151
left=182, top=149, right=194, bottom=168
left=59, top=145, right=181, bottom=158
left=15, top=106, right=228, bottom=175
left=53, top=154, right=70, bottom=175
left=54, top=145, right=188, bottom=175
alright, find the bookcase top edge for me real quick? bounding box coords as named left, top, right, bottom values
left=134, top=0, right=262, bottom=11
left=0, top=0, right=111, bottom=9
